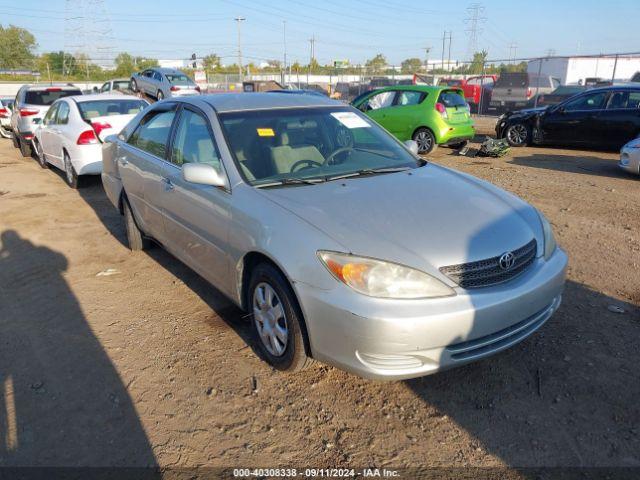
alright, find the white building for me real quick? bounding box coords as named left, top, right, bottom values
left=158, top=59, right=203, bottom=70
left=527, top=56, right=640, bottom=85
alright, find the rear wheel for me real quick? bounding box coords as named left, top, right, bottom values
left=248, top=263, right=314, bottom=372
left=123, top=197, right=150, bottom=251
left=412, top=127, right=437, bottom=154
left=11, top=131, right=19, bottom=148
left=63, top=152, right=80, bottom=189
left=0, top=125, right=11, bottom=139
left=19, top=137, right=32, bottom=157
left=157, top=90, right=164, bottom=100
left=505, top=123, right=530, bottom=147
left=131, top=79, right=138, bottom=92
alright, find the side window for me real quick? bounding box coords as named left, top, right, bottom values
left=153, top=72, right=163, bottom=82
left=100, top=83, right=110, bottom=93
left=364, top=91, right=396, bottom=111
left=56, top=102, right=70, bottom=125
left=607, top=91, right=640, bottom=110
left=627, top=92, right=640, bottom=109
left=396, top=91, right=424, bottom=106
left=563, top=92, right=608, bottom=111
left=43, top=103, right=59, bottom=125
left=127, top=108, right=177, bottom=158
left=171, top=109, right=222, bottom=172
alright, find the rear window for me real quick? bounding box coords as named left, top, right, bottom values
left=24, top=89, right=82, bottom=106
left=438, top=90, right=466, bottom=107
left=494, top=73, right=528, bottom=88
left=439, top=79, right=463, bottom=87
left=78, top=99, right=147, bottom=120
left=165, top=74, right=193, bottom=85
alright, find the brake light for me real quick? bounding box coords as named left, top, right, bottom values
left=20, top=108, right=39, bottom=117
left=526, top=88, right=532, bottom=98
left=91, top=121, right=112, bottom=137
left=77, top=129, right=98, bottom=145
left=23, top=133, right=34, bottom=141
left=435, top=102, right=448, bottom=119
left=170, top=86, right=180, bottom=92
left=0, top=108, right=8, bottom=118
left=46, top=87, right=62, bottom=92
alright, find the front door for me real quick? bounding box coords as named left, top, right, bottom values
left=39, top=103, right=60, bottom=165
left=359, top=90, right=398, bottom=134
left=159, top=106, right=233, bottom=294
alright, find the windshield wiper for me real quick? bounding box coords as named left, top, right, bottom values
left=326, top=166, right=412, bottom=181
left=255, top=177, right=327, bottom=188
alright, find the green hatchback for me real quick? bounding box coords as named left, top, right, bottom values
left=351, top=85, right=475, bottom=154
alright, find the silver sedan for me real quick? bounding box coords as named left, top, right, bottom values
left=619, top=137, right=640, bottom=176
left=101, top=93, right=567, bottom=380
left=130, top=67, right=200, bottom=100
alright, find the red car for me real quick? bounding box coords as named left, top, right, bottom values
left=438, top=75, right=497, bottom=112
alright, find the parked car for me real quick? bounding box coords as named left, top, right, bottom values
left=32, top=94, right=148, bottom=188
left=0, top=97, right=14, bottom=139
left=130, top=68, right=200, bottom=100
left=101, top=93, right=566, bottom=380
left=533, top=85, right=587, bottom=107
left=490, top=73, right=560, bottom=112
left=440, top=76, right=497, bottom=112
left=10, top=84, right=83, bottom=157
left=351, top=85, right=475, bottom=154
left=496, top=85, right=640, bottom=149
left=619, top=137, right=640, bottom=177
left=631, top=72, right=640, bottom=83
left=99, top=78, right=133, bottom=94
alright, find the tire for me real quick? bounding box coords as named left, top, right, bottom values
left=0, top=125, right=11, bottom=139
left=123, top=197, right=150, bottom=251
left=504, top=123, right=531, bottom=147
left=248, top=263, right=314, bottom=373
left=63, top=152, right=80, bottom=189
left=131, top=79, right=138, bottom=92
left=450, top=140, right=469, bottom=150
left=412, top=127, right=437, bottom=154
left=12, top=131, right=19, bottom=148
left=157, top=90, right=164, bottom=100
left=33, top=139, right=48, bottom=169
left=19, top=137, right=32, bottom=157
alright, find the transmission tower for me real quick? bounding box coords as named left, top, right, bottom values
left=464, top=3, right=486, bottom=60
left=64, top=0, right=115, bottom=76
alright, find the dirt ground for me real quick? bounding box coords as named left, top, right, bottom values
left=0, top=115, right=639, bottom=477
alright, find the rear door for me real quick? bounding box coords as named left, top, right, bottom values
left=599, top=90, right=640, bottom=149
left=540, top=90, right=609, bottom=145
left=119, top=103, right=179, bottom=239
left=159, top=106, right=232, bottom=291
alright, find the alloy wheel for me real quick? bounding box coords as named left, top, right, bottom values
left=64, top=156, right=74, bottom=184
left=414, top=130, right=433, bottom=153
left=507, top=124, right=528, bottom=145
left=253, top=282, right=288, bottom=357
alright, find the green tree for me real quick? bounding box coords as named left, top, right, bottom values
left=400, top=57, right=423, bottom=74
left=0, top=25, right=37, bottom=69
left=203, top=53, right=221, bottom=71
left=365, top=53, right=387, bottom=74
left=114, top=52, right=158, bottom=77
left=466, top=50, right=488, bottom=74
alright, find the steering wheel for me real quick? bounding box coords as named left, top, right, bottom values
left=324, top=146, right=354, bottom=165
left=290, top=159, right=323, bottom=173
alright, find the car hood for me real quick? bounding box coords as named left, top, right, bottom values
left=260, top=164, right=539, bottom=276
left=505, top=106, right=547, bottom=118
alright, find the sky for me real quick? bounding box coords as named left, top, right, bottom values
left=2, top=0, right=639, bottom=67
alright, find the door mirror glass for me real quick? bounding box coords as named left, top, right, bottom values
left=404, top=140, right=419, bottom=155
left=182, top=163, right=227, bottom=188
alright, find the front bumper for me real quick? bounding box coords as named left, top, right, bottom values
left=619, top=149, right=640, bottom=176
left=297, top=248, right=568, bottom=380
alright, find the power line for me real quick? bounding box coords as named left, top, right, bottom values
left=464, top=3, right=486, bottom=60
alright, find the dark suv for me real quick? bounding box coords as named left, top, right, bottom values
left=496, top=85, right=640, bottom=149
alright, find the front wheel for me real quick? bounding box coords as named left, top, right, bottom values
left=505, top=123, right=530, bottom=147
left=131, top=79, right=138, bottom=92
left=33, top=140, right=48, bottom=169
left=412, top=128, right=437, bottom=154
left=12, top=131, right=19, bottom=148
left=249, top=263, right=314, bottom=373
left=19, top=137, right=32, bottom=157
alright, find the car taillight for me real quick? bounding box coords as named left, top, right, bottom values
left=91, top=121, right=112, bottom=137
left=170, top=86, right=180, bottom=92
left=0, top=108, right=8, bottom=118
left=20, top=108, right=39, bottom=117
left=526, top=88, right=532, bottom=98
left=435, top=102, right=448, bottom=118
left=77, top=129, right=98, bottom=145
left=195, top=85, right=201, bottom=92
left=46, top=87, right=62, bottom=92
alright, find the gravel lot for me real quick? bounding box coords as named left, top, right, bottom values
left=0, top=116, right=638, bottom=476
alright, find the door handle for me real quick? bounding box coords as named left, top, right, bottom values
left=163, top=177, right=174, bottom=190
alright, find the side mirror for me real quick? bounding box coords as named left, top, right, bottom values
left=404, top=140, right=419, bottom=155
left=182, top=163, right=227, bottom=188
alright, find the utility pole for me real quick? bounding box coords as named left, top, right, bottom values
left=441, top=31, right=446, bottom=71
left=447, top=31, right=452, bottom=72
left=423, top=46, right=431, bottom=74
left=282, top=20, right=287, bottom=84
left=464, top=3, right=486, bottom=60
left=235, top=16, right=245, bottom=81
left=309, top=35, right=316, bottom=65
left=508, top=43, right=518, bottom=64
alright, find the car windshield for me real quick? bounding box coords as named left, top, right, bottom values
left=166, top=74, right=193, bottom=85
left=219, top=107, right=422, bottom=187
left=77, top=99, right=147, bottom=120
left=25, top=89, right=82, bottom=106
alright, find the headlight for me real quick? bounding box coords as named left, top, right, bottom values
left=537, top=210, right=557, bottom=260
left=318, top=251, right=455, bottom=299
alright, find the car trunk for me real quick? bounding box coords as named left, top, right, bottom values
left=87, top=114, right=138, bottom=141
left=439, top=89, right=470, bottom=125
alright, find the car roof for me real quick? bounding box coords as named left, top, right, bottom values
left=198, top=92, right=341, bottom=113
left=375, top=85, right=459, bottom=93
left=583, top=84, right=640, bottom=94
left=22, top=83, right=83, bottom=91
left=74, top=93, right=144, bottom=102
left=153, top=68, right=185, bottom=74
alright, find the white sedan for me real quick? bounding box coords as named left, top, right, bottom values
left=32, top=94, right=148, bottom=188
left=619, top=137, right=640, bottom=177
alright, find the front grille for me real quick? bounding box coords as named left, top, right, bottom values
left=439, top=239, right=537, bottom=289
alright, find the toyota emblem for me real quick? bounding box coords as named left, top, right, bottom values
left=499, top=252, right=515, bottom=270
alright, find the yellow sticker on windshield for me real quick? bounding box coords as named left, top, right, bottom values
left=257, top=128, right=275, bottom=137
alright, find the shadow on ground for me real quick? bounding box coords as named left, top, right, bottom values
left=508, top=153, right=631, bottom=179
left=0, top=230, right=158, bottom=468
